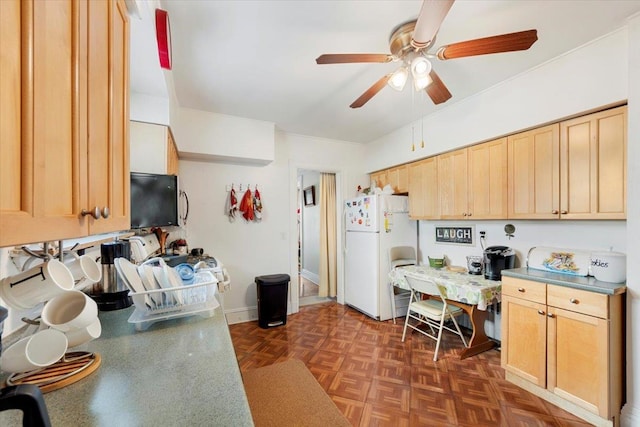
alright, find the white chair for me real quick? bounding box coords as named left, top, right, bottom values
left=401, top=276, right=468, bottom=361
left=388, top=246, right=417, bottom=324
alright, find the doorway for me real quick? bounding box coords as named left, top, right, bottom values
left=297, top=170, right=337, bottom=306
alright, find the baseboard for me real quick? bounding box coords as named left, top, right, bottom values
left=300, top=269, right=319, bottom=284
left=300, top=296, right=332, bottom=307
left=225, top=306, right=258, bottom=325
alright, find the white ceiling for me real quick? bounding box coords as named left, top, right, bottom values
left=130, top=1, right=640, bottom=143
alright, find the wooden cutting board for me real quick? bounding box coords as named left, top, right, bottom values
left=4, top=351, right=101, bottom=393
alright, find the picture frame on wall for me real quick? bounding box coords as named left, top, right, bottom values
left=303, top=186, right=315, bottom=206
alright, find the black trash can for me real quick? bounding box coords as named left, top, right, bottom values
left=256, top=274, right=290, bottom=329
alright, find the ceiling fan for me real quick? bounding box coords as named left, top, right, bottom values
left=316, top=0, right=538, bottom=108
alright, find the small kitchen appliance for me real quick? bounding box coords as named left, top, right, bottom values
left=483, top=246, right=515, bottom=281
left=466, top=256, right=483, bottom=275
left=89, top=241, right=132, bottom=311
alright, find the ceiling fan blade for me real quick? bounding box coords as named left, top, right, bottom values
left=350, top=74, right=391, bottom=109
left=425, top=70, right=452, bottom=105
left=316, top=53, right=393, bottom=64
left=411, top=0, right=455, bottom=49
left=436, top=29, right=538, bottom=60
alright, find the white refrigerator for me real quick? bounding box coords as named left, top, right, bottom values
left=344, top=194, right=417, bottom=321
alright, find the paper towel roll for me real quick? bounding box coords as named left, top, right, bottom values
left=526, top=246, right=591, bottom=276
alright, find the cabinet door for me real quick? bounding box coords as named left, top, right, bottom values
left=438, top=148, right=468, bottom=219
left=547, top=306, right=609, bottom=416
left=507, top=124, right=560, bottom=219
left=87, top=0, right=129, bottom=234
left=468, top=138, right=507, bottom=219
left=369, top=170, right=387, bottom=190
left=408, top=158, right=439, bottom=219
left=501, top=295, right=547, bottom=387
left=0, top=0, right=87, bottom=247
left=386, top=165, right=408, bottom=194
left=560, top=106, right=626, bottom=219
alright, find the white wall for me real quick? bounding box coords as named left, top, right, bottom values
left=179, top=130, right=366, bottom=324
left=300, top=170, right=320, bottom=283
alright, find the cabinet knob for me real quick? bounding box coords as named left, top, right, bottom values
left=537, top=310, right=545, bottom=316
left=101, top=207, right=110, bottom=219
left=569, top=298, right=579, bottom=304
left=462, top=213, right=467, bottom=216
left=81, top=207, right=100, bottom=220
left=561, top=210, right=568, bottom=215
left=518, top=287, right=525, bottom=293
left=547, top=313, right=555, bottom=318
left=467, top=213, right=472, bottom=217
left=552, top=210, right=559, bottom=214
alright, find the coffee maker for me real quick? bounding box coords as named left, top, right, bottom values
left=483, top=246, right=516, bottom=280
left=89, top=241, right=132, bottom=311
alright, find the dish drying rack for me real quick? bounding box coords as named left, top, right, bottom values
left=127, top=270, right=220, bottom=331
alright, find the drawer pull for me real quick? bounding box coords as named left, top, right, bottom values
left=537, top=310, right=545, bottom=316
left=552, top=210, right=559, bottom=214
left=101, top=206, right=110, bottom=219
left=518, top=287, right=525, bottom=293
left=547, top=313, right=555, bottom=318
left=570, top=298, right=579, bottom=304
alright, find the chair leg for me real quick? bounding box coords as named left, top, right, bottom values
left=390, top=283, right=397, bottom=325
left=401, top=292, right=415, bottom=342
left=432, top=315, right=446, bottom=361
left=450, top=313, right=468, bottom=348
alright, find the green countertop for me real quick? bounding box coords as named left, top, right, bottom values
left=0, top=306, right=254, bottom=426
left=501, top=267, right=626, bottom=295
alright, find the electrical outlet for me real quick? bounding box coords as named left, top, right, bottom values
left=479, top=231, right=486, bottom=238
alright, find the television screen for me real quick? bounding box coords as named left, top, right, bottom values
left=130, top=172, right=179, bottom=229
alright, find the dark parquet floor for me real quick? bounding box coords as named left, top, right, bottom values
left=229, top=302, right=593, bottom=427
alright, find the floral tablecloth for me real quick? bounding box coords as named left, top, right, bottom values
left=389, top=265, right=501, bottom=311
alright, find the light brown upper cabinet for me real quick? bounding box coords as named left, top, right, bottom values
left=0, top=0, right=130, bottom=247
left=437, top=138, right=507, bottom=220
left=438, top=148, right=469, bottom=220
left=167, top=129, right=180, bottom=176
left=386, top=165, right=408, bottom=194
left=508, top=124, right=561, bottom=219
left=508, top=106, right=627, bottom=220
left=369, top=170, right=387, bottom=190
left=468, top=138, right=508, bottom=219
left=408, top=157, right=439, bottom=219
left=560, top=106, right=626, bottom=219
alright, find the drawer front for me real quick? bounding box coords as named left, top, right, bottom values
left=547, top=284, right=608, bottom=319
left=502, top=277, right=546, bottom=304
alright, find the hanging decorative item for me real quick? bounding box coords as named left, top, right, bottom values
left=225, top=184, right=264, bottom=223
left=226, top=184, right=238, bottom=222
left=253, top=186, right=263, bottom=221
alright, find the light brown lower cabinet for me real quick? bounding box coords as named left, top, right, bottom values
left=501, top=276, right=624, bottom=427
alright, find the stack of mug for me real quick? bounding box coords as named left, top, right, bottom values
left=0, top=255, right=102, bottom=374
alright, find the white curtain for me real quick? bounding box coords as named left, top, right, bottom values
left=318, top=173, right=337, bottom=297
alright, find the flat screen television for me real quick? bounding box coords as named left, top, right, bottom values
left=130, top=172, right=179, bottom=229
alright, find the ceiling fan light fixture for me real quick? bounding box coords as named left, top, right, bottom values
left=413, top=74, right=433, bottom=91
left=410, top=56, right=432, bottom=79
left=388, top=67, right=408, bottom=91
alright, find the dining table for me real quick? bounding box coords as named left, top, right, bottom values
left=389, top=264, right=502, bottom=359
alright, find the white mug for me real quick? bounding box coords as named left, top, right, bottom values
left=0, top=329, right=68, bottom=373
left=65, top=253, right=102, bottom=290
left=65, top=317, right=102, bottom=348
left=0, top=259, right=74, bottom=310
left=41, top=290, right=98, bottom=332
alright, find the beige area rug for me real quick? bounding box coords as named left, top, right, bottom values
left=242, top=359, right=350, bottom=427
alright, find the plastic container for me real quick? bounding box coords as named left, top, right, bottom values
left=428, top=257, right=445, bottom=269
left=127, top=271, right=219, bottom=331
left=256, top=274, right=290, bottom=329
